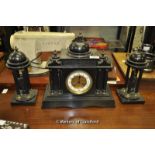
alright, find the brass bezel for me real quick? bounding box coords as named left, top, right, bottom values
left=65, top=70, right=93, bottom=95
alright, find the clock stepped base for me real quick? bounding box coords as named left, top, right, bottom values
left=42, top=85, right=115, bottom=108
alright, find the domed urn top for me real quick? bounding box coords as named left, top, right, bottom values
left=6, top=48, right=30, bottom=69
left=68, top=34, right=90, bottom=57
left=126, top=50, right=146, bottom=68
left=129, top=52, right=145, bottom=63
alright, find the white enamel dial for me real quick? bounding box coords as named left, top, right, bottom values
left=66, top=70, right=93, bottom=95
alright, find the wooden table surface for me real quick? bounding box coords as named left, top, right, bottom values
left=0, top=51, right=155, bottom=129
left=0, top=83, right=155, bottom=129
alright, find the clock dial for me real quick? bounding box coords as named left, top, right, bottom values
left=66, top=70, right=93, bottom=95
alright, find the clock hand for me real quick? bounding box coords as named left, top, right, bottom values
left=72, top=77, right=80, bottom=86
left=78, top=75, right=81, bottom=84
left=72, top=82, right=78, bottom=86
left=82, top=82, right=86, bottom=86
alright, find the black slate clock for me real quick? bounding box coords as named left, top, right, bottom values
left=42, top=35, right=115, bottom=108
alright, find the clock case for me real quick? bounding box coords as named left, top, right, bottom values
left=42, top=49, right=115, bottom=108
left=42, top=35, right=115, bottom=108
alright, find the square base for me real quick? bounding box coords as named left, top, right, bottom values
left=42, top=85, right=115, bottom=108
left=11, top=89, right=38, bottom=106
left=116, top=89, right=145, bottom=104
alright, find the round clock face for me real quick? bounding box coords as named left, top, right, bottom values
left=66, top=70, right=93, bottom=95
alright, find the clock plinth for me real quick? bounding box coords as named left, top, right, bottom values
left=42, top=84, right=115, bottom=108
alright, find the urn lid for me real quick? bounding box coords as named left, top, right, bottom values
left=68, top=34, right=90, bottom=57
left=126, top=50, right=146, bottom=68
left=129, top=52, right=145, bottom=63
left=6, top=48, right=30, bottom=69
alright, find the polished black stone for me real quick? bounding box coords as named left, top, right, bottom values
left=126, top=51, right=146, bottom=68
left=11, top=89, right=38, bottom=105
left=69, top=35, right=90, bottom=57
left=42, top=85, right=115, bottom=108
left=116, top=89, right=144, bottom=104
left=6, top=48, right=30, bottom=69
